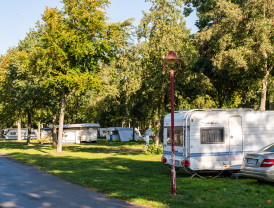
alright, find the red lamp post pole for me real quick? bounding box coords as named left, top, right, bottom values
left=162, top=51, right=181, bottom=196
left=170, top=69, right=176, bottom=195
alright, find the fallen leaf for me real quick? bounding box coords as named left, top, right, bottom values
left=267, top=199, right=272, bottom=203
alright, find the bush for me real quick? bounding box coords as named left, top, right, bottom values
left=144, top=144, right=163, bottom=155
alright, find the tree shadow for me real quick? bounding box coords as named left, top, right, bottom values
left=1, top=141, right=273, bottom=208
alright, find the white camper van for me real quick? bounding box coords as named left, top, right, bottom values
left=162, top=109, right=274, bottom=171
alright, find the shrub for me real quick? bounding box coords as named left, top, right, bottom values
left=144, top=144, right=163, bottom=155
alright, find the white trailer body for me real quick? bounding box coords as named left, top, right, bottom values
left=4, top=129, right=37, bottom=140
left=115, top=127, right=141, bottom=141
left=98, top=128, right=108, bottom=138
left=47, top=123, right=100, bottom=144
left=61, top=123, right=100, bottom=144
left=106, top=128, right=120, bottom=141
left=106, top=127, right=142, bottom=142
left=162, top=109, right=274, bottom=171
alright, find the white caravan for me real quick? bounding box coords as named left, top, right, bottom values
left=106, top=127, right=120, bottom=141
left=4, top=129, right=38, bottom=140
left=162, top=109, right=274, bottom=171
left=106, top=127, right=142, bottom=142
left=98, top=128, right=108, bottom=138
left=46, top=123, right=100, bottom=144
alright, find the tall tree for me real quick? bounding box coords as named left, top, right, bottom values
left=37, top=0, right=132, bottom=152
left=137, top=0, right=197, bottom=146
left=194, top=0, right=273, bottom=110
left=0, top=29, right=45, bottom=144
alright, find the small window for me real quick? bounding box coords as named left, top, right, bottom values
left=200, top=128, right=224, bottom=144
left=10, top=132, right=17, bottom=135
left=167, top=129, right=184, bottom=146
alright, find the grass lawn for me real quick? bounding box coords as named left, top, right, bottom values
left=0, top=139, right=273, bottom=208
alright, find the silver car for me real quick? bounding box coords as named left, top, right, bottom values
left=241, top=143, right=274, bottom=183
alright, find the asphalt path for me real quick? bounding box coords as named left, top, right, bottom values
left=0, top=154, right=146, bottom=208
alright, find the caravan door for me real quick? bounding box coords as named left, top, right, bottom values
left=229, top=116, right=243, bottom=167
left=63, top=131, right=76, bottom=143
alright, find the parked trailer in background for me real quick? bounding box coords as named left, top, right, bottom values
left=45, top=123, right=100, bottom=144
left=98, top=128, right=108, bottom=138
left=4, top=129, right=38, bottom=140
left=106, top=127, right=142, bottom=142
left=106, top=127, right=120, bottom=141
left=161, top=109, right=274, bottom=171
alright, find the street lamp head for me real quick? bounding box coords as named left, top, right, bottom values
left=163, top=51, right=180, bottom=65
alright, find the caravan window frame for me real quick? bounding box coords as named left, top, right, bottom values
left=166, top=127, right=184, bottom=146
left=200, top=127, right=225, bottom=144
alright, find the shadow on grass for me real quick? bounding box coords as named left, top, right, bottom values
left=0, top=140, right=54, bottom=153
left=0, top=140, right=146, bottom=156
left=1, top=140, right=274, bottom=208
left=63, top=146, right=145, bottom=156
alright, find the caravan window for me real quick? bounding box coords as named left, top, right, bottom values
left=10, top=132, right=17, bottom=135
left=167, top=129, right=183, bottom=146
left=200, top=128, right=224, bottom=144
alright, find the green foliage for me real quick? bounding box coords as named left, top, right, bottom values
left=1, top=0, right=273, bottom=138
left=144, top=144, right=163, bottom=155
left=0, top=30, right=46, bottom=130
left=136, top=0, right=198, bottom=141
left=192, top=0, right=273, bottom=109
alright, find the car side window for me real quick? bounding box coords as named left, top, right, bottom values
left=264, top=144, right=274, bottom=152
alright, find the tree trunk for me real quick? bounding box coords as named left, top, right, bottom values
left=155, top=91, right=165, bottom=148
left=260, top=8, right=269, bottom=111
left=26, top=111, right=31, bottom=145
left=57, top=93, right=66, bottom=153
left=155, top=106, right=164, bottom=148
left=52, top=113, right=57, bottom=147
left=132, top=119, right=135, bottom=141
left=260, top=68, right=269, bottom=111
left=17, top=118, right=22, bottom=142
left=37, top=122, right=41, bottom=141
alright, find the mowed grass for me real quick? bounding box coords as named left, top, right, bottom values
left=0, top=139, right=273, bottom=208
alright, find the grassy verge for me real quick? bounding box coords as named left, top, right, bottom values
left=0, top=139, right=273, bottom=208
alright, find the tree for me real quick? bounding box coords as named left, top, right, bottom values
left=137, top=0, right=197, bottom=146
left=196, top=0, right=273, bottom=110
left=94, top=46, right=142, bottom=128
left=0, top=29, right=48, bottom=144
left=36, top=0, right=132, bottom=152
left=185, top=0, right=273, bottom=110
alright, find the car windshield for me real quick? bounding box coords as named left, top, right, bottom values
left=261, top=143, right=274, bottom=152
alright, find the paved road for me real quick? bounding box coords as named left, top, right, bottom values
left=0, top=154, right=146, bottom=208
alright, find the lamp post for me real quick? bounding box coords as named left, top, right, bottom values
left=162, top=51, right=181, bottom=195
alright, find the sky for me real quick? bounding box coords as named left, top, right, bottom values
left=0, top=0, right=198, bottom=56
